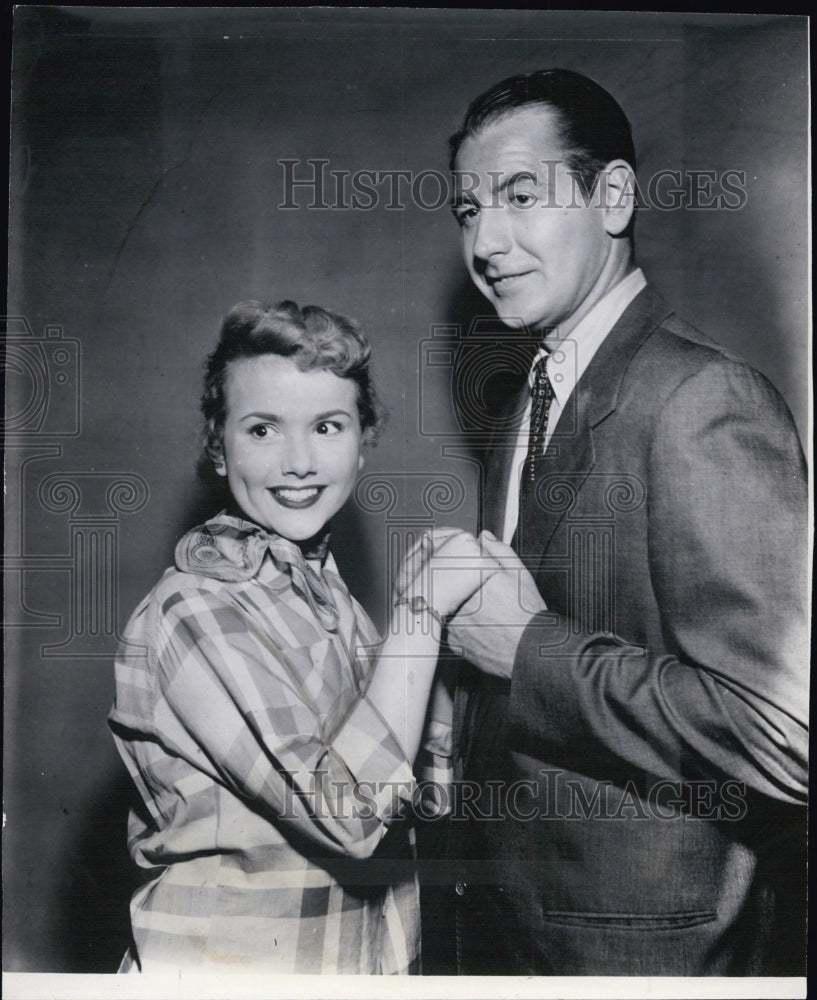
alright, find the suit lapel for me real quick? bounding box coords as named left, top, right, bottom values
left=516, top=286, right=673, bottom=567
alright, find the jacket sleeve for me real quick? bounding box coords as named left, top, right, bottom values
left=413, top=663, right=456, bottom=817
left=139, top=586, right=415, bottom=859
left=506, top=358, right=808, bottom=804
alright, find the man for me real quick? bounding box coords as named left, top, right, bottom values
left=431, top=69, right=807, bottom=976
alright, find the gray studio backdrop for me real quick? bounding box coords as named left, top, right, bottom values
left=5, top=8, right=808, bottom=972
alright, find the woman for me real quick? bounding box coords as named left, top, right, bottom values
left=109, top=299, right=494, bottom=973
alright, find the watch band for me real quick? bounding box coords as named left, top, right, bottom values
left=394, top=594, right=445, bottom=627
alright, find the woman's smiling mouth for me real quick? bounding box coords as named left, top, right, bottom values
left=269, top=486, right=325, bottom=508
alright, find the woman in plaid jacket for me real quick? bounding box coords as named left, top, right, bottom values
left=109, top=299, right=493, bottom=973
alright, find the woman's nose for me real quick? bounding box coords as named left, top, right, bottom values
left=281, top=433, right=317, bottom=477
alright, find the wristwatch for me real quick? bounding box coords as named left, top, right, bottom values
left=394, top=594, right=444, bottom=627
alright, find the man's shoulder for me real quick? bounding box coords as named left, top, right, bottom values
left=655, top=310, right=741, bottom=367
left=626, top=288, right=750, bottom=385
left=607, top=287, right=796, bottom=427
left=656, top=311, right=723, bottom=352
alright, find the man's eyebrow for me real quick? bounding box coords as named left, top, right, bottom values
left=450, top=169, right=540, bottom=209
left=497, top=169, right=539, bottom=192
left=450, top=192, right=476, bottom=211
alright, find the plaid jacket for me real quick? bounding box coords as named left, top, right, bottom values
left=109, top=513, right=424, bottom=973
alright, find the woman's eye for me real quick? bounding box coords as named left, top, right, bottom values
left=249, top=423, right=274, bottom=439
left=316, top=421, right=342, bottom=436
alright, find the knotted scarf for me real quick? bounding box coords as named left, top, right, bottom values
left=175, top=512, right=343, bottom=632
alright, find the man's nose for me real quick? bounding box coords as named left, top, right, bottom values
left=471, top=205, right=512, bottom=261
left=281, top=433, right=317, bottom=477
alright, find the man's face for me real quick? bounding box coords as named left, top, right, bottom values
left=452, top=106, right=616, bottom=334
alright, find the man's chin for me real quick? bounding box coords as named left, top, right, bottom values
left=474, top=285, right=549, bottom=332
left=498, top=315, right=528, bottom=330
left=494, top=309, right=547, bottom=334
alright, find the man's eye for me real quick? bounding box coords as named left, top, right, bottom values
left=510, top=191, right=536, bottom=208
left=453, top=205, right=479, bottom=228
left=316, top=421, right=342, bottom=435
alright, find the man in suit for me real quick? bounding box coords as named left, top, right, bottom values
left=425, top=68, right=808, bottom=976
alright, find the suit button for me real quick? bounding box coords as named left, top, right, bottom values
left=455, top=881, right=467, bottom=896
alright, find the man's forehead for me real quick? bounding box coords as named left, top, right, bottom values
left=450, top=109, right=569, bottom=204
left=452, top=105, right=565, bottom=177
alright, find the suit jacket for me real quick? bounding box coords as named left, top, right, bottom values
left=446, top=285, right=808, bottom=975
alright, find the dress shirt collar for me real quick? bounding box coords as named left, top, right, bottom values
left=528, top=267, right=647, bottom=407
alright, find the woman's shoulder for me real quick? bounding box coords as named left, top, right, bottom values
left=120, top=565, right=229, bottom=641
left=152, top=563, right=229, bottom=605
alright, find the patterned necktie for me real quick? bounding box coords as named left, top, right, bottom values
left=514, top=353, right=554, bottom=553
left=522, top=353, right=554, bottom=487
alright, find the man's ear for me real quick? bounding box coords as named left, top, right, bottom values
left=602, top=159, right=637, bottom=236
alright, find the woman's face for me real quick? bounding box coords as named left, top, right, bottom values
left=216, top=354, right=364, bottom=541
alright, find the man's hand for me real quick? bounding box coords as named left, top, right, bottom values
left=446, top=532, right=547, bottom=680
left=393, top=528, right=504, bottom=621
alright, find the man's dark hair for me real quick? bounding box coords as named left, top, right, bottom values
left=449, top=68, right=636, bottom=191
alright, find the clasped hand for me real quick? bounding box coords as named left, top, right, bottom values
left=395, top=529, right=546, bottom=679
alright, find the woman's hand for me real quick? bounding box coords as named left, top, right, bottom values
left=394, top=528, right=504, bottom=620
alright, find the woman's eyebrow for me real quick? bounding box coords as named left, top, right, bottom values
left=238, top=411, right=281, bottom=422
left=314, top=409, right=353, bottom=421
left=237, top=408, right=353, bottom=422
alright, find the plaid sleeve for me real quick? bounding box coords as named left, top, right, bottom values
left=149, top=584, right=412, bottom=860
left=328, top=692, right=416, bottom=825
